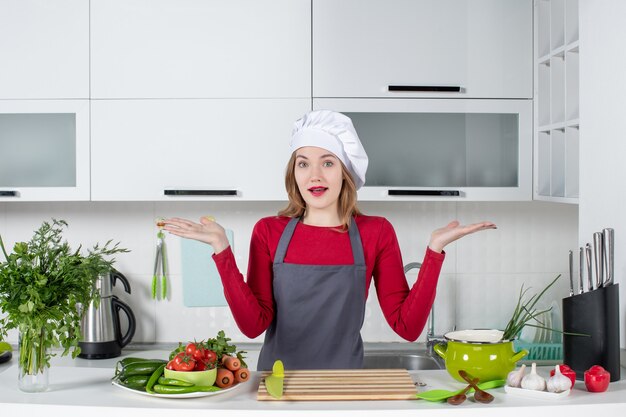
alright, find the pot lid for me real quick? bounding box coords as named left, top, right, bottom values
left=444, top=329, right=506, bottom=344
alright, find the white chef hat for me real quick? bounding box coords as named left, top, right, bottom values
left=290, top=110, right=368, bottom=190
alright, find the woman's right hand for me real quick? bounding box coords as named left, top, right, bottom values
left=162, top=216, right=230, bottom=254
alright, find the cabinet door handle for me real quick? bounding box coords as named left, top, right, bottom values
left=388, top=85, right=462, bottom=92
left=388, top=190, right=460, bottom=197
left=0, top=190, right=19, bottom=197
left=164, top=189, right=238, bottom=196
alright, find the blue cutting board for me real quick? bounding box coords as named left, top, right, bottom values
left=181, top=230, right=233, bottom=307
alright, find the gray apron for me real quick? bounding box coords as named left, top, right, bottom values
left=257, top=217, right=367, bottom=371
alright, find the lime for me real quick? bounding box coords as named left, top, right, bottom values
left=0, top=341, right=12, bottom=353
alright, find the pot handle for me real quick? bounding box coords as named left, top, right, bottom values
left=510, top=349, right=529, bottom=364
left=112, top=296, right=136, bottom=348
left=433, top=343, right=447, bottom=360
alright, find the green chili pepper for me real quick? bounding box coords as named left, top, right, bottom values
left=120, top=375, right=150, bottom=390
left=145, top=364, right=166, bottom=394
left=118, top=361, right=167, bottom=379
left=152, top=384, right=222, bottom=395
left=157, top=376, right=194, bottom=387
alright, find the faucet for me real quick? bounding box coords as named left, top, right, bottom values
left=404, top=262, right=447, bottom=369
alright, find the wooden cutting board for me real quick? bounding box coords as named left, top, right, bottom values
left=257, top=369, right=417, bottom=401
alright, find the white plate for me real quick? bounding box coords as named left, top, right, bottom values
left=504, top=385, right=570, bottom=400
left=111, top=379, right=244, bottom=399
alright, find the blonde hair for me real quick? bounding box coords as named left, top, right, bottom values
left=277, top=152, right=361, bottom=230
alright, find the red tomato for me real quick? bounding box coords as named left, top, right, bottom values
left=166, top=360, right=176, bottom=371
left=185, top=343, right=197, bottom=358
left=173, top=352, right=196, bottom=372
left=204, top=350, right=217, bottom=364
left=584, top=365, right=610, bottom=392
left=550, top=364, right=577, bottom=389
left=192, top=346, right=207, bottom=362
left=194, top=360, right=208, bottom=371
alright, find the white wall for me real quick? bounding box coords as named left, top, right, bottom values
left=579, top=1, right=626, bottom=348
left=0, top=201, right=577, bottom=346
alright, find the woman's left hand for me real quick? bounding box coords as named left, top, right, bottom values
left=428, top=220, right=497, bottom=253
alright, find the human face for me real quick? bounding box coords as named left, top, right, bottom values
left=294, top=146, right=344, bottom=216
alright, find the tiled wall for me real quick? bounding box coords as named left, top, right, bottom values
left=0, top=201, right=578, bottom=345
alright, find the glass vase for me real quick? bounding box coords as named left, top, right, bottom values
left=18, top=327, right=49, bottom=392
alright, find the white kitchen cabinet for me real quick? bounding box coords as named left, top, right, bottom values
left=534, top=0, right=579, bottom=203
left=91, top=99, right=311, bottom=201
left=0, top=0, right=89, bottom=99
left=0, top=100, right=90, bottom=201
left=315, top=98, right=532, bottom=201
left=313, top=0, right=532, bottom=99
left=90, top=0, right=310, bottom=99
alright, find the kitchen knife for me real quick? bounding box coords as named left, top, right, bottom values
left=568, top=250, right=574, bottom=296
left=602, top=228, right=614, bottom=286
left=264, top=359, right=284, bottom=399
left=593, top=232, right=604, bottom=290
left=578, top=247, right=585, bottom=294
left=585, top=243, right=593, bottom=292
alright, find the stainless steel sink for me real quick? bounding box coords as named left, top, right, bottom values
left=363, top=352, right=443, bottom=370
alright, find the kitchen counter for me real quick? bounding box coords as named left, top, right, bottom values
left=1, top=348, right=625, bottom=417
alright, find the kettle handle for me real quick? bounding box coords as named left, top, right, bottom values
left=111, top=296, right=136, bottom=348
left=111, top=269, right=132, bottom=294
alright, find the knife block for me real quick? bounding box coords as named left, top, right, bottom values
left=562, top=284, right=620, bottom=382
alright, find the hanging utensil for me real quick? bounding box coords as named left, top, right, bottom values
left=152, top=220, right=168, bottom=301
left=593, top=232, right=604, bottom=290
left=602, top=228, right=614, bottom=287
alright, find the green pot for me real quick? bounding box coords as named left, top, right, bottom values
left=433, top=330, right=528, bottom=383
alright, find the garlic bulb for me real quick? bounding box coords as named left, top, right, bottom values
left=521, top=362, right=546, bottom=391
left=506, top=364, right=526, bottom=387
left=547, top=364, right=572, bottom=393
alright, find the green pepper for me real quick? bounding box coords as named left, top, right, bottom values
left=118, top=361, right=168, bottom=379
left=145, top=364, right=166, bottom=394
left=157, top=376, right=194, bottom=387
left=115, top=357, right=166, bottom=375
left=169, top=345, right=185, bottom=361
left=152, top=384, right=222, bottom=394
left=119, top=375, right=149, bottom=390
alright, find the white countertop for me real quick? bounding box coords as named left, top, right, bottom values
left=1, top=348, right=625, bottom=417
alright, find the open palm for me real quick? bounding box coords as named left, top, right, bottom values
left=429, top=220, right=497, bottom=253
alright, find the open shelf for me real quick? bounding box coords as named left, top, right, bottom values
left=534, top=0, right=579, bottom=204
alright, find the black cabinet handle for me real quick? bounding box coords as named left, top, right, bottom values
left=0, top=191, right=18, bottom=197
left=164, top=189, right=238, bottom=196
left=388, top=190, right=460, bottom=197
left=388, top=85, right=462, bottom=92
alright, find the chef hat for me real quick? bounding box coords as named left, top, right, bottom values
left=290, top=110, right=368, bottom=189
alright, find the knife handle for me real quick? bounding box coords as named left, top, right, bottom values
left=578, top=247, right=585, bottom=294
left=593, top=232, right=604, bottom=290
left=602, top=228, right=614, bottom=286
left=585, top=243, right=594, bottom=292
left=568, top=250, right=574, bottom=296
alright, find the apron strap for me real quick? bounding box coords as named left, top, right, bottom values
left=274, top=216, right=366, bottom=266
left=273, top=217, right=300, bottom=265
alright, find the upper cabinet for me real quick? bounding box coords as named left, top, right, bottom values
left=0, top=100, right=90, bottom=201
left=0, top=0, right=89, bottom=99
left=313, top=0, right=533, bottom=99
left=90, top=0, right=311, bottom=99
left=534, top=0, right=579, bottom=203
left=91, top=99, right=310, bottom=201
left=316, top=98, right=532, bottom=201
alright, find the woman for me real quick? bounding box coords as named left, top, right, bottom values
left=163, top=110, right=496, bottom=371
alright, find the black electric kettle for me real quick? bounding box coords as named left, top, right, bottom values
left=78, top=270, right=136, bottom=359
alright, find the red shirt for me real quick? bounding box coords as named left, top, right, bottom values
left=213, top=215, right=445, bottom=341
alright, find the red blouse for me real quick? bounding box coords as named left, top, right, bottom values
left=213, top=215, right=445, bottom=341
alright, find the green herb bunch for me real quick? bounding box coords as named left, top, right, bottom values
left=0, top=219, right=129, bottom=373
left=502, top=274, right=561, bottom=341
